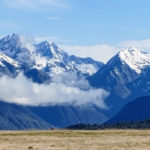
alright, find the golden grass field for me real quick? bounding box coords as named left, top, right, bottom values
left=0, top=130, right=150, bottom=150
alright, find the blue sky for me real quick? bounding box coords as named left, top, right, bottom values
left=0, top=0, right=150, bottom=62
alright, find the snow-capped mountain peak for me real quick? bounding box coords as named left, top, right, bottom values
left=36, top=41, right=62, bottom=60
left=36, top=41, right=54, bottom=58
left=0, top=33, right=34, bottom=65
left=0, top=34, right=104, bottom=77
left=2, top=33, right=20, bottom=43
left=118, top=47, right=150, bottom=73
left=35, top=40, right=103, bottom=75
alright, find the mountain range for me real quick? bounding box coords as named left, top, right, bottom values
left=0, top=33, right=103, bottom=78
left=0, top=33, right=150, bottom=129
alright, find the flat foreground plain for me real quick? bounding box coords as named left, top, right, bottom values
left=0, top=130, right=150, bottom=150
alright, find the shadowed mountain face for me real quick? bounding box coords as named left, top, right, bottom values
left=0, top=101, right=108, bottom=129
left=66, top=96, right=150, bottom=130
left=107, top=96, right=150, bottom=124
left=29, top=105, right=108, bottom=128
left=0, top=101, right=53, bottom=130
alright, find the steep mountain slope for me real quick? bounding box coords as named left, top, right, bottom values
left=0, top=52, right=20, bottom=77
left=88, top=47, right=150, bottom=117
left=0, top=101, right=52, bottom=130
left=107, top=96, right=150, bottom=124
left=89, top=47, right=144, bottom=98
left=29, top=105, right=108, bottom=127
left=69, top=55, right=103, bottom=75
left=127, top=67, right=150, bottom=99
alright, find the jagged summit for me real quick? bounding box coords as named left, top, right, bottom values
left=2, top=33, right=21, bottom=42
left=118, top=47, right=150, bottom=73
left=9, top=33, right=21, bottom=40
left=106, top=47, right=150, bottom=74
left=36, top=40, right=64, bottom=60
left=0, top=33, right=33, bottom=65
left=119, top=47, right=141, bottom=59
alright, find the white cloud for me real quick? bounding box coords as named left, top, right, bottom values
left=2, top=0, right=68, bottom=10
left=0, top=73, right=109, bottom=108
left=19, top=35, right=35, bottom=52
left=60, top=44, right=117, bottom=63
left=118, top=39, right=150, bottom=52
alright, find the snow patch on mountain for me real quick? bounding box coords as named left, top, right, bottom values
left=75, top=64, right=98, bottom=75
left=119, top=47, right=150, bottom=73
left=0, top=52, right=19, bottom=68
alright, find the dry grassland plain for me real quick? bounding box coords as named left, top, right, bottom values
left=0, top=130, right=150, bottom=150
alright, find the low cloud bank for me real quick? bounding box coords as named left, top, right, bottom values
left=0, top=73, right=109, bottom=108
left=61, top=38, right=150, bottom=63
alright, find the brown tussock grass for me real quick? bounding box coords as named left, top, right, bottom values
left=0, top=130, right=149, bottom=150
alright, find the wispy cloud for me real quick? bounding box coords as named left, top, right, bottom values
left=2, top=0, right=68, bottom=10
left=46, top=16, right=60, bottom=21
left=35, top=36, right=60, bottom=43
left=123, top=26, right=148, bottom=33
